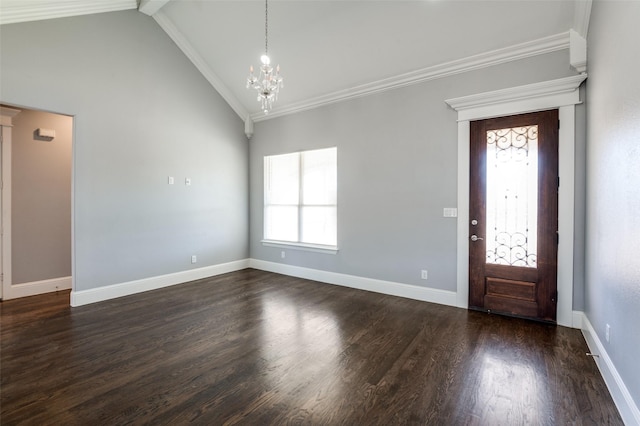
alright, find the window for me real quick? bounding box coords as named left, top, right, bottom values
left=264, top=147, right=337, bottom=248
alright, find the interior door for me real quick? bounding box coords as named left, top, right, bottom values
left=469, top=110, right=559, bottom=322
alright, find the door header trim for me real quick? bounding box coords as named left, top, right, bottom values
left=445, top=74, right=587, bottom=122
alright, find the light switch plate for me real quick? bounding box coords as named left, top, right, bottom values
left=443, top=208, right=458, bottom=218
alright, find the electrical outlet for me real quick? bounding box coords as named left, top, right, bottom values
left=605, top=324, right=610, bottom=342
left=281, top=251, right=286, bottom=259
left=421, top=270, right=428, bottom=280
left=185, top=178, right=192, bottom=186
left=191, top=255, right=197, bottom=264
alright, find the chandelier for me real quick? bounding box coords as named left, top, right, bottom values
left=246, top=0, right=283, bottom=114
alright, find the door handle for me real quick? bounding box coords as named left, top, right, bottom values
left=470, top=235, right=484, bottom=242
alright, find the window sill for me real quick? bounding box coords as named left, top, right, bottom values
left=261, top=240, right=339, bottom=254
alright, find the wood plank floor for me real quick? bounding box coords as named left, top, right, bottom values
left=1, top=269, right=622, bottom=425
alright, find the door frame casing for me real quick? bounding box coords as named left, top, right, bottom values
left=0, top=105, right=74, bottom=300
left=446, top=74, right=587, bottom=328
left=0, top=106, right=20, bottom=300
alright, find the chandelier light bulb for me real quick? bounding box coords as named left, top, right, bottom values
left=261, top=55, right=270, bottom=65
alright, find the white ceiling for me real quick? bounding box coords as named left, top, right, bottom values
left=0, top=0, right=589, bottom=122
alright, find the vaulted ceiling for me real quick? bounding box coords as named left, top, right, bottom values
left=0, top=0, right=590, bottom=122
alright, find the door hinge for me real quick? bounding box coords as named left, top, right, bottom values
left=557, top=177, right=560, bottom=188
left=556, top=231, right=560, bottom=245
left=558, top=120, right=561, bottom=129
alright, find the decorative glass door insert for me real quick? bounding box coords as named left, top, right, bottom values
left=485, top=125, right=538, bottom=268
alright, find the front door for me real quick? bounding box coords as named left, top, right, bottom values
left=469, top=110, right=559, bottom=322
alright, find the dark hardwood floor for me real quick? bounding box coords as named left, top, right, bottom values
left=1, top=269, right=622, bottom=425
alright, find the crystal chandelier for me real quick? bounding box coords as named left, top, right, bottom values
left=246, top=0, right=283, bottom=114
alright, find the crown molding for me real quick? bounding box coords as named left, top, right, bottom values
left=139, top=0, right=171, bottom=17
left=153, top=11, right=248, bottom=121
left=573, top=0, right=593, bottom=38
left=251, top=32, right=571, bottom=122
left=0, top=0, right=137, bottom=25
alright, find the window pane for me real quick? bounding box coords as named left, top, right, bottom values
left=302, top=147, right=337, bottom=205
left=265, top=206, right=298, bottom=242
left=301, top=206, right=337, bottom=246
left=486, top=126, right=538, bottom=268
left=265, top=152, right=299, bottom=205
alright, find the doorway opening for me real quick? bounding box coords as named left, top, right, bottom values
left=1, top=105, right=73, bottom=300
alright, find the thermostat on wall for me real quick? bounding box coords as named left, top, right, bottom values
left=36, top=128, right=56, bottom=139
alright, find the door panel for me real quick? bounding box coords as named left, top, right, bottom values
left=469, top=110, right=559, bottom=322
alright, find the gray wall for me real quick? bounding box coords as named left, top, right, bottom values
left=0, top=10, right=249, bottom=291
left=586, top=0, right=640, bottom=406
left=11, top=109, right=72, bottom=284
left=250, top=49, right=578, bottom=293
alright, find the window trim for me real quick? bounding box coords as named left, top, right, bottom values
left=261, top=239, right=338, bottom=254
left=264, top=147, right=337, bottom=248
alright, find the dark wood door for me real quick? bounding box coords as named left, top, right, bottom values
left=469, top=110, right=559, bottom=322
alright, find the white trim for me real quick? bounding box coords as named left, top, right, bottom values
left=570, top=30, right=588, bottom=74
left=0, top=107, right=20, bottom=125
left=447, top=76, right=586, bottom=328
left=252, top=32, right=570, bottom=122
left=249, top=259, right=458, bottom=308
left=445, top=75, right=587, bottom=121
left=582, top=315, right=640, bottom=425
left=455, top=120, right=471, bottom=310
left=71, top=113, right=77, bottom=312
left=3, top=276, right=71, bottom=300
left=138, top=0, right=171, bottom=16
left=0, top=0, right=137, bottom=25
left=70, top=259, right=249, bottom=306
left=152, top=10, right=249, bottom=121
left=0, top=108, right=19, bottom=301
left=557, top=105, right=576, bottom=328
left=573, top=0, right=593, bottom=38
left=261, top=240, right=338, bottom=254
left=244, top=117, right=254, bottom=140
left=572, top=310, right=585, bottom=330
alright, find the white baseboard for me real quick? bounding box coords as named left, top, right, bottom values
left=2, top=276, right=72, bottom=300
left=248, top=259, right=458, bottom=307
left=70, top=259, right=250, bottom=307
left=572, top=310, right=584, bottom=329
left=581, top=315, right=640, bottom=426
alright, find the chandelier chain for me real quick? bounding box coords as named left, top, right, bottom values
left=264, top=0, right=268, bottom=55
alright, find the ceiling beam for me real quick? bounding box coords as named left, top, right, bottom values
left=139, top=0, right=171, bottom=16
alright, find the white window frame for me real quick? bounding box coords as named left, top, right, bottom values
left=262, top=147, right=338, bottom=254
